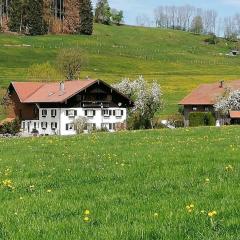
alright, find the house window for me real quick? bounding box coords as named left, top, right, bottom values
left=115, top=109, right=124, bottom=117
left=66, top=110, right=77, bottom=117
left=192, top=106, right=197, bottom=111
left=42, top=109, right=47, bottom=117
left=85, top=110, right=96, bottom=117
left=109, top=123, right=116, bottom=130
left=41, top=122, right=48, bottom=129
left=66, top=123, right=74, bottom=131
left=33, top=122, right=37, bottom=129
left=51, top=122, right=58, bottom=130
left=205, top=107, right=209, bottom=112
left=51, top=109, right=57, bottom=118
left=101, top=123, right=109, bottom=130
left=102, top=109, right=111, bottom=117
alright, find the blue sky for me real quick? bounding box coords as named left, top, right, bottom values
left=92, top=0, right=240, bottom=25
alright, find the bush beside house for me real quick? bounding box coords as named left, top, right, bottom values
left=189, top=112, right=215, bottom=127
left=0, top=119, right=21, bottom=135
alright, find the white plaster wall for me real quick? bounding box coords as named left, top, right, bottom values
left=21, top=107, right=127, bottom=136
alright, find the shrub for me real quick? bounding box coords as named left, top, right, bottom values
left=189, top=112, right=215, bottom=127
left=0, top=119, right=21, bottom=135
left=127, top=111, right=151, bottom=130
left=205, top=33, right=219, bottom=45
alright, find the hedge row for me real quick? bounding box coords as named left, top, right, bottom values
left=189, top=112, right=216, bottom=127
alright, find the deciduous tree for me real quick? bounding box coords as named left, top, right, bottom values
left=56, top=49, right=87, bottom=81
left=95, top=0, right=111, bottom=25
left=113, top=76, right=163, bottom=129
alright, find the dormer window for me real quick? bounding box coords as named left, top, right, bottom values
left=42, top=109, right=47, bottom=117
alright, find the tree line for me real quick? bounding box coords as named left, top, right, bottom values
left=0, top=0, right=124, bottom=35
left=151, top=5, right=240, bottom=40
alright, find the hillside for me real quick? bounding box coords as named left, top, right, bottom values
left=1, top=24, right=240, bottom=119
left=0, top=127, right=239, bottom=239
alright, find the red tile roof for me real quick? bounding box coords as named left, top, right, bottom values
left=229, top=111, right=240, bottom=118
left=179, top=80, right=240, bottom=105
left=12, top=82, right=44, bottom=102
left=11, top=80, right=97, bottom=103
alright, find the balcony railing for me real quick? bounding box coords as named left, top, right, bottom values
left=81, top=101, right=110, bottom=108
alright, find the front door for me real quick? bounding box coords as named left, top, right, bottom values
left=27, top=122, right=30, bottom=133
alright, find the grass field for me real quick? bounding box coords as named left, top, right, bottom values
left=1, top=24, right=240, bottom=119
left=0, top=127, right=239, bottom=239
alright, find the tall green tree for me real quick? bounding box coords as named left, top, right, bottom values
left=94, top=0, right=111, bottom=25
left=26, top=0, right=47, bottom=35
left=111, top=9, right=124, bottom=25
left=191, top=16, right=203, bottom=35
left=78, top=0, right=93, bottom=35
left=8, top=0, right=28, bottom=33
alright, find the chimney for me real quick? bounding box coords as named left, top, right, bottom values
left=60, top=81, right=65, bottom=92
left=219, top=80, right=224, bottom=88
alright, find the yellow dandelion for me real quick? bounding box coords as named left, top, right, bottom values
left=84, top=209, right=90, bottom=215
left=154, top=213, right=159, bottom=217
left=84, top=216, right=90, bottom=222
left=47, top=189, right=52, bottom=193
left=208, top=210, right=217, bottom=218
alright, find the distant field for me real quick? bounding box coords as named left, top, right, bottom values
left=1, top=24, right=240, bottom=119
left=0, top=127, right=239, bottom=239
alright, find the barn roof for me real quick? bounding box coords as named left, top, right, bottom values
left=179, top=80, right=240, bottom=105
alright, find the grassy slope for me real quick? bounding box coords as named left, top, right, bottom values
left=0, top=127, right=239, bottom=239
left=1, top=24, right=240, bottom=120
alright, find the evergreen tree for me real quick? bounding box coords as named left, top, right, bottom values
left=8, top=0, right=28, bottom=33
left=26, top=0, right=47, bottom=35
left=78, top=0, right=93, bottom=35
left=95, top=0, right=111, bottom=25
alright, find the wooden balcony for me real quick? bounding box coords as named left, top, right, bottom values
left=81, top=101, right=110, bottom=108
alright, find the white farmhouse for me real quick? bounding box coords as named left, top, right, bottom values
left=6, top=79, right=133, bottom=135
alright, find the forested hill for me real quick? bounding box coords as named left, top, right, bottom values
left=1, top=23, right=240, bottom=116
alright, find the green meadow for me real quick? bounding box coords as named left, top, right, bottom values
left=1, top=24, right=240, bottom=120
left=0, top=127, right=239, bottom=239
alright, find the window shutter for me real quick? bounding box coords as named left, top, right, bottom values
left=66, top=110, right=69, bottom=116
left=93, top=110, right=96, bottom=116
left=85, top=110, right=87, bottom=116
left=113, top=110, right=116, bottom=116
left=66, top=124, right=68, bottom=130
left=109, top=110, right=112, bottom=116
left=121, top=110, right=124, bottom=116
left=74, top=110, right=77, bottom=116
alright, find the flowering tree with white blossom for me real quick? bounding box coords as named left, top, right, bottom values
left=214, top=89, right=240, bottom=115
left=113, top=76, right=163, bottom=129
